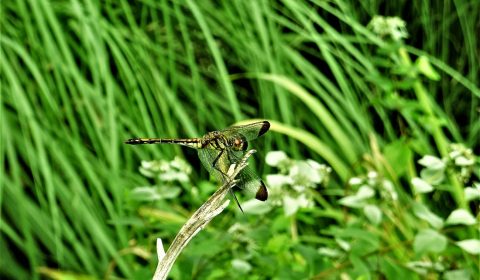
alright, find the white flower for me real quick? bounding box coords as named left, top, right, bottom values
left=139, top=158, right=191, bottom=182
left=265, top=151, right=289, bottom=167
left=411, top=177, right=434, bottom=193
left=283, top=194, right=313, bottom=216
left=465, top=183, right=480, bottom=201
left=368, top=16, right=408, bottom=41
left=266, top=174, right=293, bottom=188
left=381, top=180, right=398, bottom=200
left=418, top=155, right=446, bottom=170
left=349, top=177, right=363, bottom=186
left=454, top=156, right=474, bottom=166
left=289, top=161, right=321, bottom=185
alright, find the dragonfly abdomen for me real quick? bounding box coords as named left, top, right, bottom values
left=125, top=138, right=203, bottom=149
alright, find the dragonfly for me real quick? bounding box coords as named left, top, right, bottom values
left=125, top=121, right=270, bottom=211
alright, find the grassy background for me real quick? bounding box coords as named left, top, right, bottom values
left=1, top=0, right=479, bottom=279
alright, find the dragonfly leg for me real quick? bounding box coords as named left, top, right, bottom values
left=212, top=149, right=245, bottom=212
left=211, top=149, right=228, bottom=179
left=229, top=188, right=244, bottom=213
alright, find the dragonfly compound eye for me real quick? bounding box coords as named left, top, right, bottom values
left=233, top=137, right=248, bottom=151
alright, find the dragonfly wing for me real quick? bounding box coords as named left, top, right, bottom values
left=235, top=166, right=268, bottom=201
left=198, top=149, right=268, bottom=202
left=198, top=149, right=228, bottom=182
left=220, top=121, right=270, bottom=141
left=230, top=151, right=268, bottom=201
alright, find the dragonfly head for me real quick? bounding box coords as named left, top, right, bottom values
left=232, top=136, right=248, bottom=151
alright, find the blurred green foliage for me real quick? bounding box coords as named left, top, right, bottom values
left=1, top=0, right=479, bottom=279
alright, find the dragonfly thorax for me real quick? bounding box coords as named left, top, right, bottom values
left=201, top=131, right=248, bottom=151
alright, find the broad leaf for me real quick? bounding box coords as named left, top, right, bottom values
left=364, top=204, right=382, bottom=225
left=383, top=139, right=412, bottom=177
left=412, top=202, right=444, bottom=229
left=413, top=229, right=447, bottom=254
left=411, top=177, right=434, bottom=193
left=455, top=239, right=480, bottom=255
left=445, top=209, right=476, bottom=226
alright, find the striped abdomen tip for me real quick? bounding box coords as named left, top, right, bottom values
left=125, top=138, right=143, bottom=145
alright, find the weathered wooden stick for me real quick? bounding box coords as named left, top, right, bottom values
left=152, top=150, right=257, bottom=280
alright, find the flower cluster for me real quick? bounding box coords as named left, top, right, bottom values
left=130, top=157, right=192, bottom=201
left=340, top=171, right=398, bottom=225
left=264, top=151, right=331, bottom=216
left=411, top=143, right=478, bottom=198
left=139, top=156, right=192, bottom=183
left=368, top=15, right=408, bottom=41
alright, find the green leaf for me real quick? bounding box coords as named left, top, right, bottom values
left=411, top=177, right=434, bottom=194
left=349, top=255, right=370, bottom=279
left=348, top=177, right=363, bottom=186
left=412, top=202, right=444, bottom=229
left=130, top=186, right=162, bottom=201
left=187, top=234, right=228, bottom=256
left=339, top=185, right=376, bottom=208
left=454, top=156, right=474, bottom=166
left=36, top=268, right=97, bottom=280
left=335, top=238, right=351, bottom=251
left=406, top=261, right=445, bottom=274
left=455, top=239, right=480, bottom=255
left=419, top=168, right=445, bottom=185
left=242, top=199, right=273, bottom=215
left=317, top=247, right=343, bottom=258
left=338, top=195, right=366, bottom=208
left=266, top=234, right=291, bottom=253
left=416, top=56, right=441, bottom=81
left=383, top=139, right=412, bottom=177
left=335, top=228, right=380, bottom=256
left=445, top=209, right=476, bottom=226
left=418, top=155, right=445, bottom=170
left=465, top=183, right=480, bottom=201
left=413, top=229, right=447, bottom=254
left=380, top=258, right=418, bottom=280
left=231, top=259, right=252, bottom=273
left=363, top=204, right=382, bottom=225
left=156, top=185, right=183, bottom=199
left=380, top=180, right=399, bottom=201
left=129, top=186, right=182, bottom=201
left=443, top=269, right=471, bottom=280
left=356, top=186, right=375, bottom=199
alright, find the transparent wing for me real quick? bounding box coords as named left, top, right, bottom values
left=197, top=149, right=225, bottom=182
left=198, top=149, right=268, bottom=201
left=220, top=121, right=270, bottom=141
left=229, top=150, right=268, bottom=201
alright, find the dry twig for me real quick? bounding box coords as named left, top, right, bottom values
left=152, top=149, right=257, bottom=280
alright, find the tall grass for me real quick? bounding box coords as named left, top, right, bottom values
left=1, top=0, right=478, bottom=279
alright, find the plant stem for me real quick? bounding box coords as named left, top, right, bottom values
left=398, top=48, right=466, bottom=209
